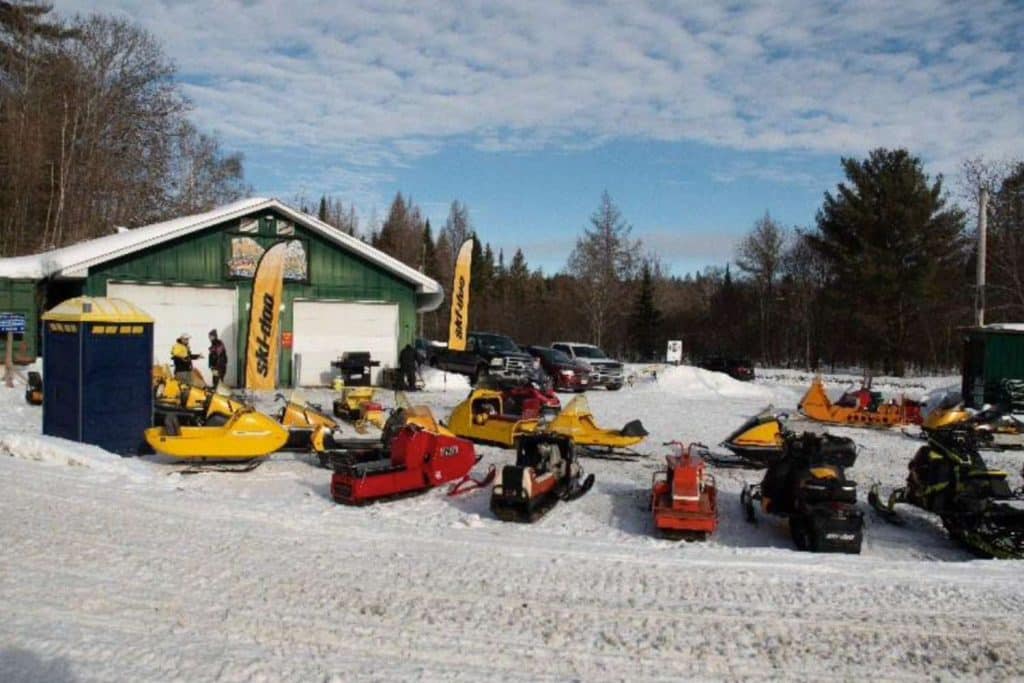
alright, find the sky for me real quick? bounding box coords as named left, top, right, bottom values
left=61, top=0, right=1024, bottom=275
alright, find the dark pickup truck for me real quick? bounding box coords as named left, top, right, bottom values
left=433, top=331, right=533, bottom=384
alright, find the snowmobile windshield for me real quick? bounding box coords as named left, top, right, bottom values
left=475, top=334, right=519, bottom=354
left=572, top=345, right=607, bottom=359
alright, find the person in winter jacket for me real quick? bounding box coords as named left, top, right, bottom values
left=208, top=329, right=228, bottom=389
left=398, top=343, right=418, bottom=391
left=171, top=333, right=202, bottom=384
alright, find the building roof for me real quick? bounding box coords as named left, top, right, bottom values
left=42, top=297, right=154, bottom=324
left=967, top=323, right=1024, bottom=335
left=0, top=198, right=444, bottom=312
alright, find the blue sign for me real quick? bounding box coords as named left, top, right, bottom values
left=0, top=313, right=26, bottom=334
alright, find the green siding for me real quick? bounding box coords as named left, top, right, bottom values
left=83, top=208, right=418, bottom=386
left=0, top=279, right=39, bottom=361
left=963, top=330, right=1024, bottom=407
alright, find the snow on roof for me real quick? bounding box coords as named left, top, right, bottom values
left=0, top=198, right=444, bottom=311
left=982, top=323, right=1024, bottom=332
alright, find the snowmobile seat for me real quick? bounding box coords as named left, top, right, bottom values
left=619, top=420, right=649, bottom=438
left=817, top=435, right=858, bottom=468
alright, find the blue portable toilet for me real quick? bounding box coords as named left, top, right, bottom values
left=41, top=297, right=154, bottom=455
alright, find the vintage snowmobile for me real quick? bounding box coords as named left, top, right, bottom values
left=741, top=430, right=863, bottom=553
left=328, top=406, right=493, bottom=505
left=868, top=427, right=1024, bottom=558
left=799, top=376, right=922, bottom=428
left=144, top=407, right=289, bottom=470
left=24, top=371, right=42, bottom=405
left=921, top=402, right=1024, bottom=449
left=154, top=378, right=246, bottom=427
left=502, top=381, right=561, bottom=418
left=332, top=386, right=386, bottom=431
left=650, top=442, right=718, bottom=539
left=446, top=388, right=540, bottom=447
left=490, top=433, right=595, bottom=522
left=542, top=395, right=648, bottom=457
left=712, top=407, right=788, bottom=467
left=275, top=393, right=340, bottom=449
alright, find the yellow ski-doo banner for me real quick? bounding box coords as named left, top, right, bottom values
left=245, top=242, right=288, bottom=390
left=447, top=238, right=473, bottom=351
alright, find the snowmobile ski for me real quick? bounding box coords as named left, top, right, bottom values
left=174, top=459, right=264, bottom=475
left=447, top=463, right=497, bottom=496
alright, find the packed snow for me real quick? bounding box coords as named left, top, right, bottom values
left=3, top=365, right=1024, bottom=681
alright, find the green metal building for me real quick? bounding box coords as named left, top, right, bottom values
left=0, top=198, right=443, bottom=386
left=962, top=324, right=1024, bottom=408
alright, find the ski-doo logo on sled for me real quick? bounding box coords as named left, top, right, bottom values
left=255, top=292, right=275, bottom=376
left=440, top=445, right=460, bottom=458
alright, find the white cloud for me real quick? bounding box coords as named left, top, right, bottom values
left=62, top=0, right=1023, bottom=179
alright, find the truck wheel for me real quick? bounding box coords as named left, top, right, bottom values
left=471, top=365, right=488, bottom=385
left=607, top=383, right=623, bottom=391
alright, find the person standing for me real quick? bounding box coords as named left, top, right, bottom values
left=208, top=329, right=228, bottom=389
left=398, top=343, right=418, bottom=391
left=171, top=333, right=202, bottom=385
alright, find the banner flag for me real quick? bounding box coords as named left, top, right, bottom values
left=447, top=239, right=473, bottom=351
left=244, top=242, right=288, bottom=389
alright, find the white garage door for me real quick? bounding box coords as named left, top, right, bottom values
left=292, top=301, right=399, bottom=386
left=107, top=283, right=239, bottom=386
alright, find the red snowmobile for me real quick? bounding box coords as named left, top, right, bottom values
left=651, top=442, right=718, bottom=539
left=329, top=407, right=494, bottom=505
left=490, top=433, right=595, bottom=522
left=480, top=375, right=561, bottom=418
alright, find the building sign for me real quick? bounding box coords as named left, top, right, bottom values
left=227, top=237, right=308, bottom=281
left=0, top=313, right=26, bottom=334
left=666, top=340, right=683, bottom=364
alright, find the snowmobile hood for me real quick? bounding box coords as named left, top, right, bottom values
left=721, top=407, right=785, bottom=454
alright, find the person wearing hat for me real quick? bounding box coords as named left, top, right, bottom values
left=207, top=329, right=228, bottom=389
left=171, top=333, right=202, bottom=385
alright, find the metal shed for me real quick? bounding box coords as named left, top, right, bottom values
left=41, top=297, right=154, bottom=455
left=962, top=324, right=1024, bottom=409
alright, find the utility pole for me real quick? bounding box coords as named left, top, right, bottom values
left=976, top=187, right=988, bottom=327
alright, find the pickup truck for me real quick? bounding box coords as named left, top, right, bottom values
left=433, top=331, right=533, bottom=384
left=550, top=341, right=625, bottom=390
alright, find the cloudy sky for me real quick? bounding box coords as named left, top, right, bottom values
left=63, top=0, right=1024, bottom=274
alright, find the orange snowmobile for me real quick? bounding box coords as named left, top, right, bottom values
left=650, top=442, right=718, bottom=539
left=799, top=376, right=922, bottom=428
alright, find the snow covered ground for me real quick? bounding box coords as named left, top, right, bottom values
left=3, top=366, right=1024, bottom=681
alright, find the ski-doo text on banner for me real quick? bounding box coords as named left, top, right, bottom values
left=447, top=239, right=473, bottom=352
left=245, top=241, right=289, bottom=390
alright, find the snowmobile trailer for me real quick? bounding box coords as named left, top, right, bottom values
left=651, top=442, right=718, bottom=539
left=869, top=426, right=1024, bottom=558
left=490, top=433, right=595, bottom=523
left=742, top=430, right=863, bottom=553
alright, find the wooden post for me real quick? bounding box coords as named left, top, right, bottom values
left=4, top=330, right=12, bottom=388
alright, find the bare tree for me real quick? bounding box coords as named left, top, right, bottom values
left=566, top=191, right=641, bottom=348
left=734, top=212, right=787, bottom=363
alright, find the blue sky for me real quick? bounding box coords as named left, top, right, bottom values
left=63, top=0, right=1024, bottom=275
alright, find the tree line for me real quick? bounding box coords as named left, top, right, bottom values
left=0, top=1, right=248, bottom=257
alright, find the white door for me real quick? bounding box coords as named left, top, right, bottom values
left=107, top=283, right=239, bottom=386
left=291, top=301, right=399, bottom=386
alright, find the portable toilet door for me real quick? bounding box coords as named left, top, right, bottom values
left=41, top=297, right=154, bottom=455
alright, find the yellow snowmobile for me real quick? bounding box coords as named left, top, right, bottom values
left=446, top=388, right=540, bottom=448
left=798, top=376, right=922, bottom=428
left=922, top=404, right=1024, bottom=449
left=543, top=395, right=648, bottom=457
left=154, top=377, right=247, bottom=427
left=144, top=407, right=289, bottom=470
left=276, top=393, right=341, bottom=450
left=715, top=407, right=787, bottom=467
left=332, top=386, right=386, bottom=431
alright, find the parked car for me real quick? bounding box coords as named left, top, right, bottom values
left=698, top=356, right=755, bottom=381
left=434, top=331, right=532, bottom=384
left=550, top=341, right=624, bottom=390
left=525, top=345, right=591, bottom=392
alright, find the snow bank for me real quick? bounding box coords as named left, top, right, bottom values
left=654, top=364, right=773, bottom=400
left=420, top=367, right=471, bottom=392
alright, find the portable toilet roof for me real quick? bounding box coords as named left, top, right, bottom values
left=41, top=297, right=154, bottom=455
left=42, top=297, right=153, bottom=324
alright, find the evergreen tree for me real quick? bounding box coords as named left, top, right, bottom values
left=318, top=195, right=327, bottom=222
left=629, top=262, right=663, bottom=360
left=808, top=148, right=967, bottom=374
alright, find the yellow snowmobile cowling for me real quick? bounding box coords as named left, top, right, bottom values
left=543, top=396, right=647, bottom=450
left=447, top=388, right=539, bottom=448
left=721, top=407, right=785, bottom=460
left=798, top=377, right=922, bottom=428
left=144, top=408, right=288, bottom=460
left=923, top=406, right=973, bottom=431
left=279, top=395, right=338, bottom=430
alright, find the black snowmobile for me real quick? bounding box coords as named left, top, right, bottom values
left=490, top=433, right=595, bottom=523
left=869, top=426, right=1024, bottom=558
left=741, top=430, right=863, bottom=553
